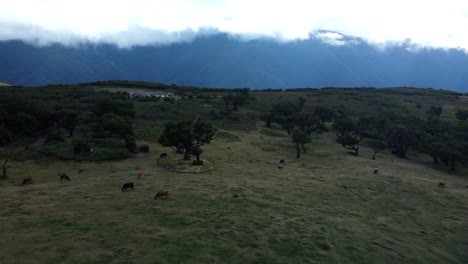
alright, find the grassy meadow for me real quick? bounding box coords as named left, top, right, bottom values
left=1, top=127, right=467, bottom=264
left=1, top=85, right=468, bottom=263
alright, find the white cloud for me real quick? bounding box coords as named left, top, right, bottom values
left=0, top=0, right=468, bottom=50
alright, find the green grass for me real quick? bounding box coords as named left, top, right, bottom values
left=1, top=85, right=468, bottom=263
left=1, top=130, right=467, bottom=264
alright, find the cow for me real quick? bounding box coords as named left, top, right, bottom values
left=438, top=182, right=446, bottom=188
left=78, top=168, right=84, bottom=174
left=60, top=174, right=71, bottom=181
left=160, top=153, right=168, bottom=159
left=154, top=191, right=169, bottom=200
left=227, top=145, right=231, bottom=150
left=137, top=171, right=144, bottom=179
left=343, top=184, right=352, bottom=190
left=277, top=159, right=285, bottom=169
left=22, top=177, right=32, bottom=185
left=122, top=182, right=134, bottom=192
left=373, top=169, right=379, bottom=175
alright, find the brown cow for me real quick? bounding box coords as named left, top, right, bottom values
left=78, top=168, right=84, bottom=174
left=154, top=191, right=169, bottom=200
left=137, top=171, right=144, bottom=179
left=22, top=177, right=32, bottom=185
left=438, top=182, right=446, bottom=188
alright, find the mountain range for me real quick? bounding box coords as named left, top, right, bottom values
left=0, top=31, right=467, bottom=92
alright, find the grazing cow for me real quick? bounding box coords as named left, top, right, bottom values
left=22, top=177, right=32, bottom=185
left=343, top=184, right=352, bottom=190
left=438, top=182, right=446, bottom=188
left=279, top=159, right=285, bottom=164
left=227, top=145, right=231, bottom=150
left=373, top=169, right=379, bottom=175
left=78, top=168, right=84, bottom=174
left=122, top=182, right=134, bottom=192
left=137, top=171, right=144, bottom=179
left=277, top=163, right=284, bottom=169
left=160, top=153, right=168, bottom=159
left=60, top=174, right=71, bottom=181
left=154, top=191, right=169, bottom=200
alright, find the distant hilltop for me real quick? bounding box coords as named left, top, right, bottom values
left=0, top=82, right=10, bottom=86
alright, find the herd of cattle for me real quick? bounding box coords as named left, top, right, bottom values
left=20, top=152, right=171, bottom=200
left=17, top=155, right=467, bottom=193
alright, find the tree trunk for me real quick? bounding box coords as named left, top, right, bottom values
left=296, top=143, right=301, bottom=158
left=196, top=154, right=200, bottom=161
left=354, top=145, right=359, bottom=156
left=450, top=159, right=456, bottom=171
left=233, top=104, right=238, bottom=111
left=69, top=129, right=74, bottom=137
left=2, top=160, right=7, bottom=179
left=432, top=156, right=439, bottom=164
left=301, top=143, right=306, bottom=153
left=372, top=151, right=377, bottom=160
left=184, top=147, right=191, bottom=160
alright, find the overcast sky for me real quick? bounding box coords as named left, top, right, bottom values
left=1, top=0, right=468, bottom=50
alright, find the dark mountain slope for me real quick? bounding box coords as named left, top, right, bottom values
left=0, top=33, right=467, bottom=91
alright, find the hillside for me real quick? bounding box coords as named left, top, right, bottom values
left=1, top=124, right=467, bottom=263
left=0, top=84, right=468, bottom=263
left=1, top=33, right=468, bottom=91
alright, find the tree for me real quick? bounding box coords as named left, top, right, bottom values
left=223, top=93, right=249, bottom=111
left=385, top=123, right=418, bottom=159
left=334, top=116, right=365, bottom=156
left=455, top=109, right=468, bottom=121
left=438, top=143, right=465, bottom=171
left=291, top=128, right=311, bottom=158
left=58, top=110, right=80, bottom=137
left=333, top=116, right=355, bottom=136
left=426, top=106, right=443, bottom=117
left=314, top=106, right=336, bottom=127
left=92, top=98, right=135, bottom=118
left=337, top=134, right=361, bottom=156
left=159, top=120, right=216, bottom=160
left=367, top=139, right=386, bottom=160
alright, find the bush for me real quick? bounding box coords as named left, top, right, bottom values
left=44, top=132, right=65, bottom=145
left=124, top=136, right=137, bottom=152
left=72, top=139, right=91, bottom=154
left=192, top=160, right=204, bottom=166
left=0, top=127, right=12, bottom=146
left=139, top=145, right=150, bottom=153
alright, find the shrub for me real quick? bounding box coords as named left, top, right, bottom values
left=139, top=145, right=150, bottom=153
left=72, top=139, right=91, bottom=154
left=125, top=135, right=137, bottom=152
left=0, top=127, right=12, bottom=146
left=192, top=160, right=204, bottom=166
left=44, top=131, right=65, bottom=145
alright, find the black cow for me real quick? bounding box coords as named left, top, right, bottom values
left=122, top=182, right=134, bottom=192
left=60, top=174, right=71, bottom=181
left=160, top=153, right=168, bottom=158
left=373, top=169, right=379, bottom=175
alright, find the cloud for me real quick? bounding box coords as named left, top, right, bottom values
left=1, top=0, right=468, bottom=51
